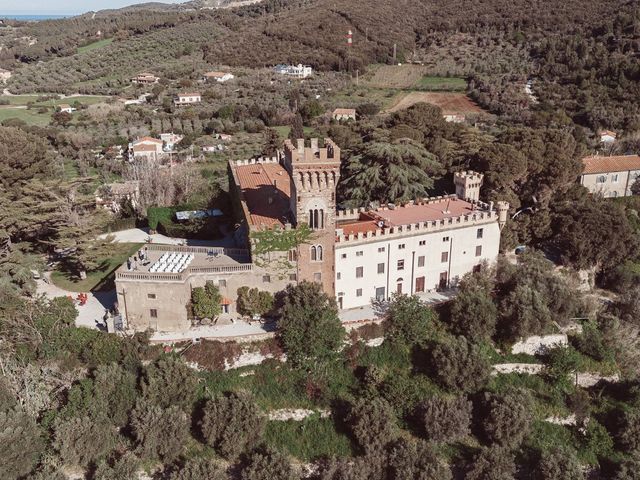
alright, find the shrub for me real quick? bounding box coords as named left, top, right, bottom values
left=131, top=402, right=189, bottom=462
left=383, top=294, right=435, bottom=347
left=200, top=391, right=265, bottom=459
left=141, top=355, right=198, bottom=410
left=534, top=446, right=584, bottom=480
left=0, top=408, right=44, bottom=479
left=191, top=281, right=223, bottom=320
left=448, top=277, right=497, bottom=341
left=466, top=447, right=516, bottom=480
left=427, top=337, right=491, bottom=393
left=613, top=408, right=640, bottom=454
left=236, top=287, right=274, bottom=317
left=387, top=438, right=452, bottom=480
left=480, top=390, right=533, bottom=448
left=543, top=346, right=583, bottom=381
left=418, top=395, right=472, bottom=443
left=276, top=282, right=345, bottom=368
left=53, top=415, right=118, bottom=467
left=166, top=457, right=227, bottom=480
left=347, top=397, right=398, bottom=454
left=240, top=447, right=297, bottom=480
left=93, top=453, right=139, bottom=480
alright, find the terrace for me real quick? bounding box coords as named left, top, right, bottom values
left=115, top=244, right=252, bottom=282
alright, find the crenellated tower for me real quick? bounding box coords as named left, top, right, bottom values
left=282, top=138, right=341, bottom=296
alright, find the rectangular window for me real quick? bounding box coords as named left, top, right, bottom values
left=375, top=287, right=386, bottom=301
left=418, top=256, right=425, bottom=267
left=397, top=260, right=405, bottom=270
left=314, top=272, right=322, bottom=282
left=377, top=263, right=385, bottom=274
left=612, top=174, right=619, bottom=183
left=356, top=266, right=364, bottom=278
left=475, top=245, right=482, bottom=257
left=477, top=228, right=484, bottom=239
left=150, top=309, right=158, bottom=318
left=337, top=272, right=342, bottom=280
left=218, top=279, right=227, bottom=288
left=147, top=293, right=156, bottom=299
left=378, top=247, right=385, bottom=253
left=289, top=274, right=297, bottom=281
left=443, top=236, right=450, bottom=242
left=441, top=251, right=449, bottom=263
left=262, top=275, right=271, bottom=283
left=341, top=253, right=347, bottom=259
left=356, top=251, right=363, bottom=257
left=398, top=244, right=406, bottom=250
left=419, top=240, right=426, bottom=246
left=356, top=288, right=363, bottom=297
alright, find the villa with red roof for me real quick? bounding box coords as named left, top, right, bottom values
left=580, top=154, right=640, bottom=198
left=115, top=137, right=508, bottom=332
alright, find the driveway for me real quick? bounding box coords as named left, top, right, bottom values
left=36, top=275, right=115, bottom=330
left=101, top=228, right=236, bottom=248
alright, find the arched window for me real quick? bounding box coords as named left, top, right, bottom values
left=320, top=209, right=324, bottom=229
left=310, top=246, right=317, bottom=261
left=317, top=245, right=323, bottom=261
left=596, top=175, right=606, bottom=184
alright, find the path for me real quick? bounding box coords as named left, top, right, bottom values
left=36, top=274, right=115, bottom=330
left=101, top=228, right=236, bottom=248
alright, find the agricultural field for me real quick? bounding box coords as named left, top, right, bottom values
left=363, top=64, right=428, bottom=89
left=0, top=107, right=51, bottom=126
left=416, top=76, right=467, bottom=91
left=385, top=91, right=486, bottom=116
left=77, top=38, right=114, bottom=54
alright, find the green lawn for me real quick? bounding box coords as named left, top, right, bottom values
left=264, top=415, right=354, bottom=461
left=0, top=95, right=43, bottom=105
left=0, top=108, right=51, bottom=126
left=34, top=96, right=111, bottom=107
left=415, top=76, right=467, bottom=91
left=50, top=242, right=142, bottom=293
left=77, top=38, right=114, bottom=54
left=272, top=126, right=316, bottom=138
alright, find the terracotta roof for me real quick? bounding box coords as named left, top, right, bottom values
left=333, top=108, right=356, bottom=115
left=599, top=130, right=617, bottom=137
left=234, top=162, right=292, bottom=228
left=582, top=155, right=640, bottom=175
left=204, top=71, right=229, bottom=77
left=135, top=136, right=163, bottom=144
left=58, top=104, right=71, bottom=109
left=133, top=144, right=159, bottom=152
left=337, top=198, right=481, bottom=235
left=177, top=92, right=201, bottom=97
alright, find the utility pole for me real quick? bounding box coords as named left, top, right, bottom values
left=392, top=43, right=397, bottom=64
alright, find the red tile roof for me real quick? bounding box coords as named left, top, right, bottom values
left=582, top=155, right=640, bottom=175
left=338, top=198, right=481, bottom=235
left=234, top=162, right=291, bottom=228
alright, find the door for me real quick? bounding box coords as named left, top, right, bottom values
left=396, top=282, right=403, bottom=294
left=439, top=272, right=448, bottom=290
left=415, top=276, right=425, bottom=293
left=338, top=296, right=343, bottom=309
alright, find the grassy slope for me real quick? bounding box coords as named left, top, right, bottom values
left=77, top=38, right=114, bottom=54
left=50, top=242, right=142, bottom=292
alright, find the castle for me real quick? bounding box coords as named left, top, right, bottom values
left=115, top=138, right=507, bottom=332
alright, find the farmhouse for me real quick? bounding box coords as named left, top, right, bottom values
left=129, top=136, right=164, bottom=163
left=203, top=71, right=234, bottom=83
left=115, top=138, right=507, bottom=333
left=58, top=104, right=75, bottom=114
left=131, top=72, right=159, bottom=85
left=580, top=154, right=640, bottom=198
left=174, top=92, right=202, bottom=106
left=332, top=108, right=356, bottom=121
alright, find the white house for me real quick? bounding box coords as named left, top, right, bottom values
left=131, top=73, right=159, bottom=85
left=58, top=104, right=76, bottom=114
left=202, top=71, right=234, bottom=83
left=580, top=155, right=640, bottom=198
left=174, top=92, right=202, bottom=106
left=332, top=108, right=357, bottom=121
left=160, top=132, right=184, bottom=151
left=274, top=64, right=313, bottom=78
left=599, top=130, right=617, bottom=144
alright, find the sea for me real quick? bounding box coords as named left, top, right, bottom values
left=0, top=14, right=75, bottom=21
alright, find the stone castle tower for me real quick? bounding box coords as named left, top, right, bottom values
left=454, top=171, right=484, bottom=202
left=282, top=138, right=341, bottom=296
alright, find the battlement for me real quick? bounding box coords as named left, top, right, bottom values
left=231, top=156, right=279, bottom=167
left=283, top=138, right=341, bottom=165
left=454, top=170, right=484, bottom=183
left=454, top=170, right=484, bottom=202
left=336, top=209, right=498, bottom=245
